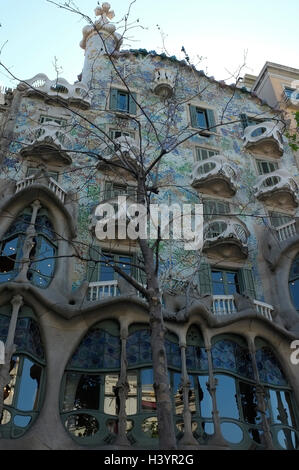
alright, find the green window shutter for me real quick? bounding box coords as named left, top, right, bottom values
left=199, top=260, right=212, bottom=295
left=206, top=109, right=216, bottom=130
left=240, top=113, right=249, bottom=129
left=87, top=246, right=100, bottom=282
left=129, top=92, right=137, bottom=115
left=238, top=268, right=256, bottom=298
left=109, top=88, right=118, bottom=111
left=190, top=105, right=198, bottom=128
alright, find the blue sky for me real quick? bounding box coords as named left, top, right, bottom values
left=0, top=0, right=298, bottom=89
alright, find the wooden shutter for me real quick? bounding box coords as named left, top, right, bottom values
left=190, top=105, right=198, bottom=128
left=240, top=113, right=249, bottom=129
left=87, top=245, right=100, bottom=282
left=109, top=88, right=118, bottom=111
left=129, top=92, right=137, bottom=115
left=206, top=109, right=216, bottom=130
left=199, top=259, right=212, bottom=295
left=238, top=268, right=256, bottom=298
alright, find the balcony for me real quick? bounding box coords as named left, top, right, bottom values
left=191, top=156, right=238, bottom=197
left=243, top=121, right=284, bottom=158
left=20, top=123, right=72, bottom=165
left=87, top=279, right=144, bottom=301
left=254, top=169, right=298, bottom=209
left=15, top=173, right=67, bottom=204
left=153, top=69, right=175, bottom=99
left=18, top=73, right=91, bottom=109
left=212, top=295, right=273, bottom=321
left=275, top=219, right=297, bottom=241
left=284, top=88, right=299, bottom=109
left=203, top=217, right=249, bottom=260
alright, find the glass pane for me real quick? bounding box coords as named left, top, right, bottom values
left=239, top=381, right=261, bottom=425
left=104, top=374, right=118, bottom=415
left=141, top=369, right=156, bottom=411
left=100, top=255, right=115, bottom=281
left=13, top=415, right=31, bottom=428
left=277, top=428, right=298, bottom=450
left=29, top=237, right=55, bottom=287
left=226, top=272, right=239, bottom=295
left=126, top=372, right=137, bottom=415
left=269, top=389, right=296, bottom=427
left=202, top=422, right=214, bottom=435
left=215, top=374, right=239, bottom=419
left=221, top=422, right=243, bottom=444
left=196, top=109, right=207, bottom=128
left=173, top=373, right=183, bottom=415
left=289, top=279, right=299, bottom=312
left=65, top=414, right=99, bottom=438
left=4, top=356, right=20, bottom=406
left=256, top=348, right=287, bottom=386
left=127, top=329, right=152, bottom=366
left=197, top=375, right=213, bottom=418
left=212, top=271, right=225, bottom=295
left=63, top=373, right=101, bottom=411
left=117, top=92, right=128, bottom=111
left=118, top=256, right=132, bottom=276
left=16, top=358, right=42, bottom=411
left=248, top=428, right=265, bottom=445
left=142, top=417, right=158, bottom=438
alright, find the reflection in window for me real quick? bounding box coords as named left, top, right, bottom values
left=104, top=374, right=118, bottom=416
left=142, top=417, right=158, bottom=438
left=215, top=374, right=239, bottom=420
left=289, top=254, right=299, bottom=312
left=63, top=373, right=101, bottom=411
left=126, top=373, right=137, bottom=416
left=0, top=306, right=45, bottom=438
left=221, top=422, right=243, bottom=444
left=65, top=414, right=99, bottom=438
left=141, top=369, right=156, bottom=411
left=0, top=207, right=56, bottom=288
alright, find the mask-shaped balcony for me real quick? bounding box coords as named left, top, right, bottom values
left=254, top=169, right=299, bottom=209
left=18, top=73, right=91, bottom=109
left=203, top=217, right=249, bottom=260
left=15, top=168, right=67, bottom=204
left=97, top=136, right=140, bottom=171
left=284, top=87, right=299, bottom=110
left=191, top=156, right=238, bottom=197
left=20, top=123, right=73, bottom=165
left=243, top=121, right=284, bottom=158
left=153, top=69, right=175, bottom=99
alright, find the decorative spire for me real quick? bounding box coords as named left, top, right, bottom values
left=80, top=2, right=122, bottom=52
left=94, top=2, right=115, bottom=22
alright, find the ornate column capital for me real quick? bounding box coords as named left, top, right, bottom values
left=10, top=295, right=23, bottom=310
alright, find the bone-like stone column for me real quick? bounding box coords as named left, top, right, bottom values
left=246, top=335, right=274, bottom=449
left=203, top=335, right=228, bottom=448
left=177, top=341, right=199, bottom=448
left=0, top=295, right=23, bottom=433
left=15, top=200, right=41, bottom=282
left=113, top=323, right=131, bottom=447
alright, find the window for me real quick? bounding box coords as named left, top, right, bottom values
left=39, top=115, right=67, bottom=126
left=0, top=206, right=56, bottom=288
left=203, top=198, right=230, bottom=221
left=109, top=129, right=135, bottom=140
left=26, top=167, right=59, bottom=181
left=289, top=254, right=299, bottom=312
left=198, top=261, right=256, bottom=298
left=256, top=160, right=278, bottom=175
left=0, top=304, right=45, bottom=438
left=109, top=89, right=137, bottom=114
left=189, top=106, right=216, bottom=131
left=195, top=147, right=219, bottom=161
left=284, top=87, right=299, bottom=100
left=240, top=113, right=269, bottom=137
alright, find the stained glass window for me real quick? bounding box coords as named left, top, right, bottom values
left=255, top=347, right=287, bottom=386
left=212, top=339, right=254, bottom=379
left=127, top=328, right=152, bottom=367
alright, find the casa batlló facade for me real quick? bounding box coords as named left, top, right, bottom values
left=0, top=3, right=298, bottom=450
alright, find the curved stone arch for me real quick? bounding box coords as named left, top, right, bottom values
left=0, top=187, right=77, bottom=294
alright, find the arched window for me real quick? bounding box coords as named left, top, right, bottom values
left=61, top=320, right=121, bottom=444
left=0, top=206, right=56, bottom=288
left=289, top=254, right=299, bottom=312
left=126, top=324, right=181, bottom=447
left=211, top=335, right=261, bottom=449
left=255, top=339, right=299, bottom=450
left=175, top=325, right=212, bottom=442
left=0, top=304, right=45, bottom=438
